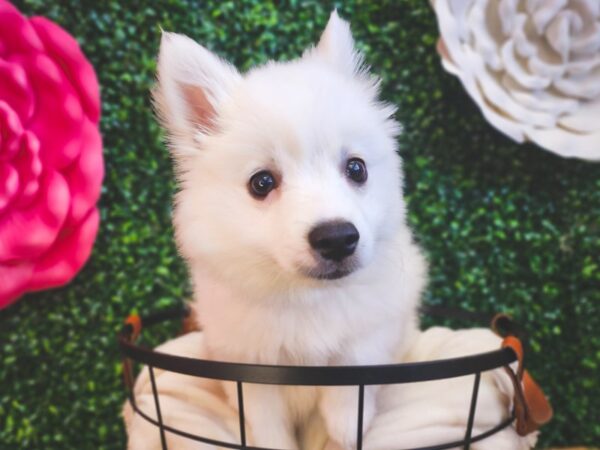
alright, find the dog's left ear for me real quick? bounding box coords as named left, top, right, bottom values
left=154, top=32, right=241, bottom=154
left=314, top=10, right=365, bottom=78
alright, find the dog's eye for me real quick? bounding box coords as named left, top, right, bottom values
left=249, top=170, right=277, bottom=198
left=345, top=158, right=368, bottom=184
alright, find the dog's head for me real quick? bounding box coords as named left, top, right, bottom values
left=155, top=12, right=407, bottom=291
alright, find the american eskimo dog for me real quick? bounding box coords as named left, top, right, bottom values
left=154, top=11, right=427, bottom=449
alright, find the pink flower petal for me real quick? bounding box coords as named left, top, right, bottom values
left=0, top=0, right=44, bottom=56
left=30, top=17, right=100, bottom=123
left=0, top=58, right=34, bottom=123
left=0, top=260, right=34, bottom=309
left=0, top=100, right=23, bottom=161
left=0, top=162, right=18, bottom=213
left=13, top=131, right=42, bottom=208
left=0, top=170, right=69, bottom=262
left=13, top=53, right=84, bottom=170
left=30, top=207, right=99, bottom=291
left=64, top=118, right=103, bottom=227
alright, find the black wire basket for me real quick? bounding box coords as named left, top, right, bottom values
left=119, top=306, right=521, bottom=450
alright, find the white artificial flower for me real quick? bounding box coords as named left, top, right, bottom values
left=431, top=0, right=600, bottom=160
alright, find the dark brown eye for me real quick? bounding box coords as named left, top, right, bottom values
left=345, top=158, right=367, bottom=184
left=249, top=170, right=277, bottom=198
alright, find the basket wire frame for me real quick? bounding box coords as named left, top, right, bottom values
left=119, top=307, right=518, bottom=450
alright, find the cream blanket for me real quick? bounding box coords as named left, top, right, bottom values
left=123, top=327, right=538, bottom=450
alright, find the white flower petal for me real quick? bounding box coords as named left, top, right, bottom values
left=433, top=0, right=474, bottom=70
left=499, top=0, right=519, bottom=36
left=502, top=74, right=580, bottom=115
left=468, top=0, right=504, bottom=70
left=566, top=53, right=600, bottom=75
left=516, top=17, right=566, bottom=78
left=571, top=0, right=600, bottom=18
left=439, top=48, right=527, bottom=142
left=530, top=0, right=568, bottom=35
left=570, top=21, right=600, bottom=56
left=554, top=69, right=600, bottom=99
left=470, top=49, right=556, bottom=127
left=440, top=56, right=461, bottom=76
left=501, top=40, right=552, bottom=89
left=526, top=126, right=600, bottom=160
left=513, top=14, right=540, bottom=58
left=525, top=0, right=544, bottom=15
left=558, top=98, right=600, bottom=132
left=447, top=0, right=473, bottom=41
left=528, top=53, right=566, bottom=79
left=479, top=104, right=527, bottom=143
left=545, top=10, right=582, bottom=62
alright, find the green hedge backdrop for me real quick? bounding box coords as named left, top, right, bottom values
left=1, top=1, right=599, bottom=448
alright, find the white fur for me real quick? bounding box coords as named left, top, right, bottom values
left=152, top=11, right=427, bottom=449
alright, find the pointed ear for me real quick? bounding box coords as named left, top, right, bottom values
left=314, top=11, right=364, bottom=77
left=154, top=32, right=240, bottom=153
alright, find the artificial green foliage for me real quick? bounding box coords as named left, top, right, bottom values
left=1, top=1, right=599, bottom=448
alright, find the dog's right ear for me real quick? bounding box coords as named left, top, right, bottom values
left=314, top=11, right=364, bottom=79
left=154, top=32, right=240, bottom=154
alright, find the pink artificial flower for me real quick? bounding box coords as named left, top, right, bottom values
left=0, top=0, right=103, bottom=308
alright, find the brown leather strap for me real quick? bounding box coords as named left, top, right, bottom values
left=125, top=313, right=142, bottom=342
left=502, top=336, right=553, bottom=435
left=122, top=314, right=142, bottom=392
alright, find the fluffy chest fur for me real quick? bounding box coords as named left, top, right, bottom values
left=191, top=230, right=425, bottom=366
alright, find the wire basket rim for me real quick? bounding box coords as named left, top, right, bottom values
left=118, top=306, right=518, bottom=386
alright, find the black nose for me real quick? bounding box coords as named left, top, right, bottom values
left=308, top=221, right=359, bottom=261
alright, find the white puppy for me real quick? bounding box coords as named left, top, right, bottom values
left=154, top=11, right=427, bottom=449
